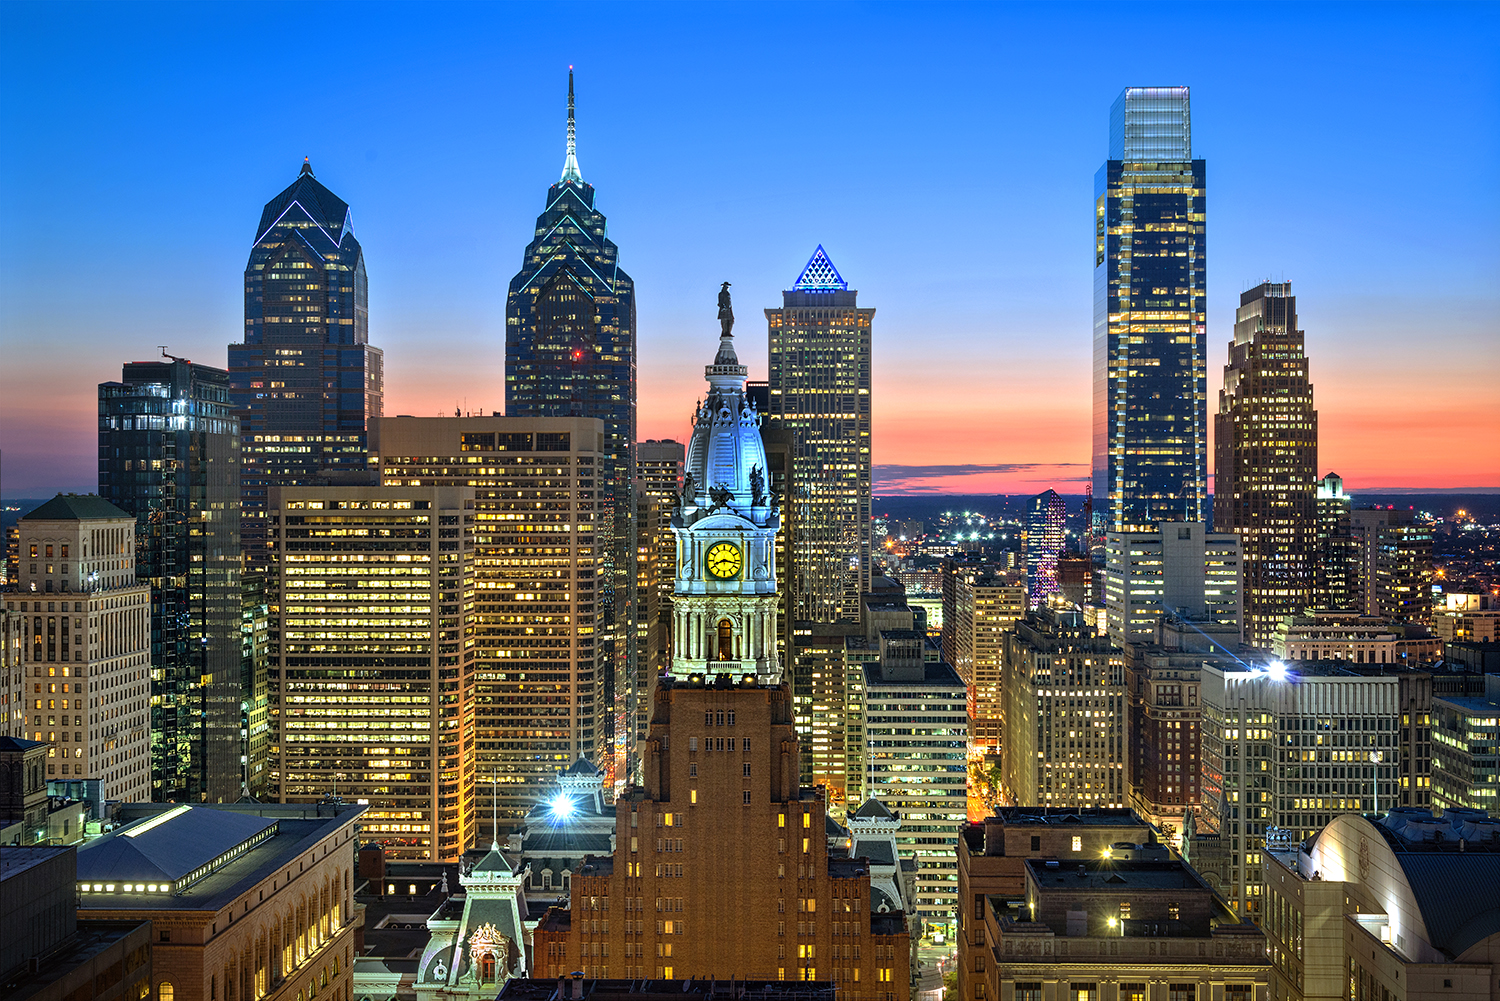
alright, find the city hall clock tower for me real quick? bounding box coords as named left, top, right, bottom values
left=669, top=286, right=781, bottom=681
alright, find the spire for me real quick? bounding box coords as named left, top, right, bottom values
left=560, top=66, right=582, bottom=184
left=300, top=156, right=313, bottom=177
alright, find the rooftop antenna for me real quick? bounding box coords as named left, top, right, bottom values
left=560, top=66, right=582, bottom=183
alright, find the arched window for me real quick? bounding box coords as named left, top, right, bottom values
left=717, top=619, right=733, bottom=661
left=160, top=984, right=175, bottom=1001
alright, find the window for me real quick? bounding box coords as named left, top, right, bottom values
left=160, top=985, right=174, bottom=1001
left=1071, top=836, right=1082, bottom=852
left=690, top=763, right=698, bottom=777
left=1072, top=985, right=1097, bottom=1001
left=1225, top=987, right=1251, bottom=1001
left=1031, top=836, right=1041, bottom=852
left=1170, top=985, right=1196, bottom=1001
left=744, top=791, right=752, bottom=805
left=1122, top=986, right=1147, bottom=1001
left=743, top=762, right=752, bottom=777
left=1017, top=985, right=1043, bottom=1001
left=1168, top=904, right=1181, bottom=921
left=689, top=738, right=698, bottom=752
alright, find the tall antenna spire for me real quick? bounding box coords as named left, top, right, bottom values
left=560, top=65, right=582, bottom=183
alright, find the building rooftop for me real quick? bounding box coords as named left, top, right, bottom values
left=861, top=659, right=964, bottom=688
left=500, top=979, right=837, bottom=1001
left=76, top=802, right=363, bottom=910
left=1023, top=858, right=1207, bottom=891
left=985, top=807, right=1143, bottom=827
left=0, top=843, right=73, bottom=881
left=21, top=494, right=132, bottom=522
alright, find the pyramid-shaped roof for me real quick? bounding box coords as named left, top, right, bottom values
left=23, top=494, right=132, bottom=522
left=851, top=798, right=896, bottom=821
left=470, top=841, right=514, bottom=877
left=563, top=756, right=601, bottom=777
left=78, top=806, right=278, bottom=884
left=255, top=160, right=351, bottom=246
left=791, top=245, right=847, bottom=292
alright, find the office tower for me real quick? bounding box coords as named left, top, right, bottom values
left=1055, top=554, right=1094, bottom=607
left=99, top=357, right=242, bottom=801
left=1000, top=605, right=1126, bottom=809
left=1215, top=281, right=1318, bottom=649
left=370, top=416, right=605, bottom=828
left=269, top=484, right=475, bottom=860
left=789, top=619, right=862, bottom=808
left=860, top=627, right=967, bottom=927
left=766, top=246, right=874, bottom=623
left=957, top=809, right=1163, bottom=1001
left=1313, top=472, right=1357, bottom=610
left=1024, top=489, right=1066, bottom=608
left=979, top=857, right=1269, bottom=1001
left=1198, top=660, right=1432, bottom=917
left=635, top=483, right=665, bottom=748
left=230, top=159, right=383, bottom=571
left=1263, top=812, right=1500, bottom=1001
left=1092, top=87, right=1208, bottom=532
left=1349, top=508, right=1434, bottom=624
left=1270, top=610, right=1440, bottom=666
left=1124, top=613, right=1242, bottom=836
left=12, top=495, right=151, bottom=804
left=1105, top=522, right=1242, bottom=645
left=637, top=440, right=684, bottom=736
left=1432, top=675, right=1500, bottom=814
left=944, top=564, right=1024, bottom=756
left=77, top=801, right=364, bottom=1001
left=532, top=674, right=911, bottom=994
left=506, top=71, right=637, bottom=769
left=759, top=421, right=798, bottom=667
left=241, top=571, right=270, bottom=799
left=1434, top=592, right=1500, bottom=644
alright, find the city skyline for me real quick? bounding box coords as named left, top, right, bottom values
left=2, top=2, right=1498, bottom=499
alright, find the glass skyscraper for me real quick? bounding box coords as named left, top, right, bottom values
left=505, top=71, right=636, bottom=773
left=1214, top=281, right=1318, bottom=649
left=765, top=246, right=873, bottom=623
left=1092, top=87, right=1208, bottom=533
left=229, top=159, right=383, bottom=571
left=99, top=357, right=242, bottom=801
left=1025, top=488, right=1066, bottom=609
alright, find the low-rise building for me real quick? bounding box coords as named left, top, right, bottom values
left=1433, top=593, right=1500, bottom=644
left=76, top=802, right=365, bottom=1001
left=957, top=809, right=1164, bottom=1001
left=1271, top=611, right=1440, bottom=666
left=1262, top=810, right=1500, bottom=1001
left=980, top=858, right=1269, bottom=1001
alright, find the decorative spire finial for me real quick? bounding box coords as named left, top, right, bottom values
left=560, top=67, right=582, bottom=183
left=300, top=156, right=313, bottom=177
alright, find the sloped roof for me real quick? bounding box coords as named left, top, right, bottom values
left=851, top=839, right=897, bottom=867
left=255, top=161, right=351, bottom=246
left=1396, top=852, right=1500, bottom=958
left=0, top=736, right=47, bottom=752
left=791, top=245, right=847, bottom=292
left=563, top=756, right=601, bottom=777
left=78, top=806, right=277, bottom=883
left=22, top=494, right=132, bottom=522
left=852, top=798, right=896, bottom=821
left=470, top=842, right=513, bottom=876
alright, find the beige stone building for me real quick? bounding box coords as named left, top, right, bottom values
left=10, top=494, right=151, bottom=803
left=77, top=802, right=365, bottom=1001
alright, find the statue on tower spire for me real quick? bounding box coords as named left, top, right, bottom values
left=560, top=66, right=582, bottom=183
left=717, top=281, right=734, bottom=338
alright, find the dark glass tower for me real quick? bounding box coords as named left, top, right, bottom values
left=99, top=357, right=243, bottom=801
left=1214, top=281, right=1318, bottom=649
left=1092, top=87, right=1208, bottom=533
left=229, top=159, right=383, bottom=571
left=505, top=71, right=637, bottom=774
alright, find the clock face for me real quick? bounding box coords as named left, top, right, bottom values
left=705, top=542, right=743, bottom=579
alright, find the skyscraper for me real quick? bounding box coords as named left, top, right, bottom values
left=269, top=484, right=475, bottom=860
left=505, top=71, right=636, bottom=768
left=99, top=358, right=242, bottom=801
left=230, top=159, right=383, bottom=571
left=766, top=246, right=873, bottom=623
left=1092, top=87, right=1208, bottom=532
left=1313, top=472, right=1357, bottom=611
left=1215, top=281, right=1318, bottom=649
left=1024, top=489, right=1066, bottom=608
left=1349, top=508, right=1434, bottom=624
left=370, top=415, right=606, bottom=826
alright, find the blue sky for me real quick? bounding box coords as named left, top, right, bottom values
left=2, top=1, right=1497, bottom=496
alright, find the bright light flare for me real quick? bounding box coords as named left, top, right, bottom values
left=1265, top=661, right=1289, bottom=682
left=549, top=794, right=576, bottom=821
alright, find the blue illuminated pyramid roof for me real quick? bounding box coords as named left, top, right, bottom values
left=790, top=245, right=847, bottom=292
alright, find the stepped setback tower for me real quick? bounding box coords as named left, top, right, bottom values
left=505, top=69, right=637, bottom=765
left=670, top=286, right=782, bottom=681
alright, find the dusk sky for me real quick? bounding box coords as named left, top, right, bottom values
left=2, top=1, right=1497, bottom=499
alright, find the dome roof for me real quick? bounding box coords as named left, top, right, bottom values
left=682, top=332, right=772, bottom=523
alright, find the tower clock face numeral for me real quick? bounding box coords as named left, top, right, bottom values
left=705, top=542, right=743, bottom=579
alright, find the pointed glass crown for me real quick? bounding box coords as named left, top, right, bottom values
left=560, top=67, right=582, bottom=184
left=790, top=245, right=847, bottom=292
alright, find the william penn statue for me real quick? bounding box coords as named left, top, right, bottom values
left=718, top=281, right=734, bottom=338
